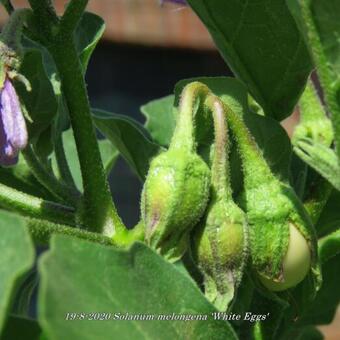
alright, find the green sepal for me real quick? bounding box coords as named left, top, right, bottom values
left=193, top=200, right=248, bottom=311
left=142, top=148, right=210, bottom=262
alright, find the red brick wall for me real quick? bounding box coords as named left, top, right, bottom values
left=1, top=0, right=215, bottom=49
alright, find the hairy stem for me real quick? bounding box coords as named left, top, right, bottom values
left=27, top=0, right=59, bottom=41
left=300, top=0, right=340, bottom=159
left=0, top=182, right=76, bottom=225
left=204, top=95, right=233, bottom=201
left=23, top=145, right=80, bottom=206
left=27, top=218, right=114, bottom=247
left=170, top=82, right=210, bottom=152
left=225, top=103, right=274, bottom=189
left=49, top=36, right=124, bottom=236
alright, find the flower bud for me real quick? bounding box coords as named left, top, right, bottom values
left=194, top=200, right=247, bottom=310
left=142, top=148, right=210, bottom=261
left=0, top=10, right=31, bottom=166
left=225, top=102, right=321, bottom=292
left=141, top=82, right=211, bottom=261
left=0, top=78, right=28, bottom=166
left=193, top=95, right=248, bottom=311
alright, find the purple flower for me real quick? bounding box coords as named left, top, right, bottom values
left=0, top=77, right=28, bottom=166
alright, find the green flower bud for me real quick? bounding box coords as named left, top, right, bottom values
left=224, top=102, right=321, bottom=292
left=193, top=95, right=248, bottom=311
left=141, top=83, right=211, bottom=261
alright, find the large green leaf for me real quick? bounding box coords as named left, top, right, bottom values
left=185, top=0, right=312, bottom=120
left=0, top=211, right=35, bottom=334
left=74, top=12, right=105, bottom=71
left=141, top=95, right=176, bottom=147
left=1, top=316, right=42, bottom=340
left=38, top=236, right=237, bottom=340
left=93, top=109, right=161, bottom=180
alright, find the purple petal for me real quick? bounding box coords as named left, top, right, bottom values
left=0, top=78, right=28, bottom=166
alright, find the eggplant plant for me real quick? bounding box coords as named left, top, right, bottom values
left=0, top=1, right=339, bottom=339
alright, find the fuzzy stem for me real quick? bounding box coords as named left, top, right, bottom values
left=0, top=182, right=76, bottom=225
left=27, top=0, right=58, bottom=41
left=27, top=218, right=114, bottom=247
left=225, top=104, right=274, bottom=189
left=49, top=36, right=125, bottom=237
left=22, top=145, right=80, bottom=206
left=300, top=0, right=340, bottom=159
left=0, top=8, right=31, bottom=51
left=170, top=82, right=210, bottom=152
left=204, top=95, right=233, bottom=201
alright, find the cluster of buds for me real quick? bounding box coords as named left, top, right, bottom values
left=141, top=81, right=320, bottom=311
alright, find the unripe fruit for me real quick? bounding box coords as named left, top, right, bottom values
left=223, top=99, right=321, bottom=292
left=259, top=223, right=311, bottom=291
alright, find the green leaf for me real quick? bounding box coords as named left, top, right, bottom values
left=297, top=326, right=323, bottom=340
left=74, top=12, right=105, bottom=71
left=51, top=129, right=119, bottom=190
left=299, top=254, right=340, bottom=326
left=175, top=77, right=292, bottom=183
left=38, top=236, right=237, bottom=340
left=141, top=95, right=176, bottom=147
left=318, top=229, right=340, bottom=264
left=293, top=138, right=340, bottom=191
left=93, top=109, right=161, bottom=180
left=0, top=211, right=35, bottom=334
left=15, top=49, right=58, bottom=141
left=1, top=316, right=41, bottom=340
left=185, top=0, right=312, bottom=120
left=0, top=156, right=54, bottom=200
left=316, top=190, right=340, bottom=237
